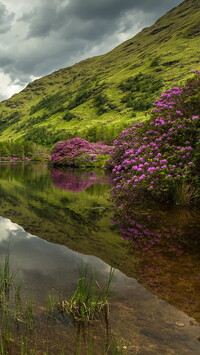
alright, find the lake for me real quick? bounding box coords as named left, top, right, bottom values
left=0, top=162, right=199, bottom=354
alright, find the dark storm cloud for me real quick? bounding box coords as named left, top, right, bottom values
left=0, top=2, right=14, bottom=34
left=21, top=0, right=183, bottom=39
left=66, top=0, right=165, bottom=19
left=0, top=0, right=183, bottom=99
left=19, top=0, right=69, bottom=38
left=0, top=55, right=13, bottom=68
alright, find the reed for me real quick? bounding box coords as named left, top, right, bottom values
left=46, top=293, right=58, bottom=317
left=20, top=337, right=28, bottom=355
left=0, top=252, right=14, bottom=303
left=174, top=183, right=199, bottom=205
left=25, top=297, right=34, bottom=331
left=58, top=265, right=115, bottom=322
left=108, top=337, right=128, bottom=355
left=14, top=280, right=22, bottom=320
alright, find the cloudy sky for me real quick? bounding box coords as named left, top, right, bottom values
left=0, top=0, right=183, bottom=101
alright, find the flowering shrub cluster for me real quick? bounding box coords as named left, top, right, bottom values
left=51, top=137, right=113, bottom=168
left=111, top=72, right=200, bottom=204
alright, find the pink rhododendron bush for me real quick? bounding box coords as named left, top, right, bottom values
left=51, top=137, right=113, bottom=168
left=111, top=72, right=200, bottom=205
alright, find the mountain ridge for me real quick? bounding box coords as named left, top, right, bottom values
left=0, top=0, right=199, bottom=146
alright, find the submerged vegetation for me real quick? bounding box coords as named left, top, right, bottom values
left=0, top=253, right=124, bottom=354
left=57, top=265, right=115, bottom=322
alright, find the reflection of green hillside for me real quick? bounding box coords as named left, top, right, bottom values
left=0, top=163, right=137, bottom=274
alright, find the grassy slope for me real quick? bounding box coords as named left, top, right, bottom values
left=0, top=0, right=199, bottom=145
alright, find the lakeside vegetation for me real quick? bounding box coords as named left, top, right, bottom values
left=1, top=71, right=199, bottom=205
left=49, top=72, right=200, bottom=205
left=110, top=71, right=200, bottom=205
left=50, top=138, right=113, bottom=168
left=0, top=141, right=49, bottom=161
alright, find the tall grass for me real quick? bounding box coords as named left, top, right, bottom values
left=46, top=293, right=58, bottom=317
left=174, top=183, right=199, bottom=205
left=0, top=252, right=14, bottom=302
left=58, top=265, right=115, bottom=322
left=25, top=296, right=34, bottom=331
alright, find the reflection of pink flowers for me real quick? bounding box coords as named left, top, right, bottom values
left=111, top=199, right=186, bottom=255
left=50, top=168, right=109, bottom=193
left=51, top=169, right=95, bottom=192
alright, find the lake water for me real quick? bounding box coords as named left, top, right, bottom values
left=0, top=162, right=199, bottom=354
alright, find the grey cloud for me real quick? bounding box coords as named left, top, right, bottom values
left=20, top=0, right=69, bottom=38
left=0, top=0, right=183, bottom=100
left=60, top=0, right=182, bottom=20
left=60, top=16, right=119, bottom=43
left=0, top=2, right=15, bottom=34
left=0, top=56, right=14, bottom=68
left=20, top=0, right=183, bottom=39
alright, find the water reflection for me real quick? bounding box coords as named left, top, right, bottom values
left=50, top=168, right=108, bottom=193
left=0, top=162, right=129, bottom=274
left=0, top=215, right=199, bottom=354
left=112, top=199, right=200, bottom=321
left=0, top=162, right=200, bottom=329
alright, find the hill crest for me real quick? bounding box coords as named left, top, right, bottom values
left=0, top=0, right=199, bottom=146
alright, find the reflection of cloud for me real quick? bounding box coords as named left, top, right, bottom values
left=0, top=216, right=36, bottom=242
left=0, top=216, right=28, bottom=242
left=0, top=215, right=199, bottom=342
left=0, top=215, right=128, bottom=301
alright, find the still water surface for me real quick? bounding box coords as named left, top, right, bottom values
left=0, top=162, right=199, bottom=354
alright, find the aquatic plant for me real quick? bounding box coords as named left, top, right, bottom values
left=109, top=336, right=128, bottom=355
left=46, top=293, right=58, bottom=317
left=0, top=252, right=14, bottom=302
left=25, top=296, right=34, bottom=331
left=58, top=265, right=115, bottom=322
left=111, top=72, right=200, bottom=204
left=0, top=254, right=127, bottom=354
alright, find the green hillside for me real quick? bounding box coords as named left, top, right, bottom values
left=0, top=0, right=199, bottom=146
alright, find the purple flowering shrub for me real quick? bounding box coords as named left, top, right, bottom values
left=111, top=72, right=200, bottom=204
left=51, top=137, right=113, bottom=167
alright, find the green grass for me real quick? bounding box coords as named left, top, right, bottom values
left=0, top=0, right=199, bottom=145
left=58, top=265, right=115, bottom=322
